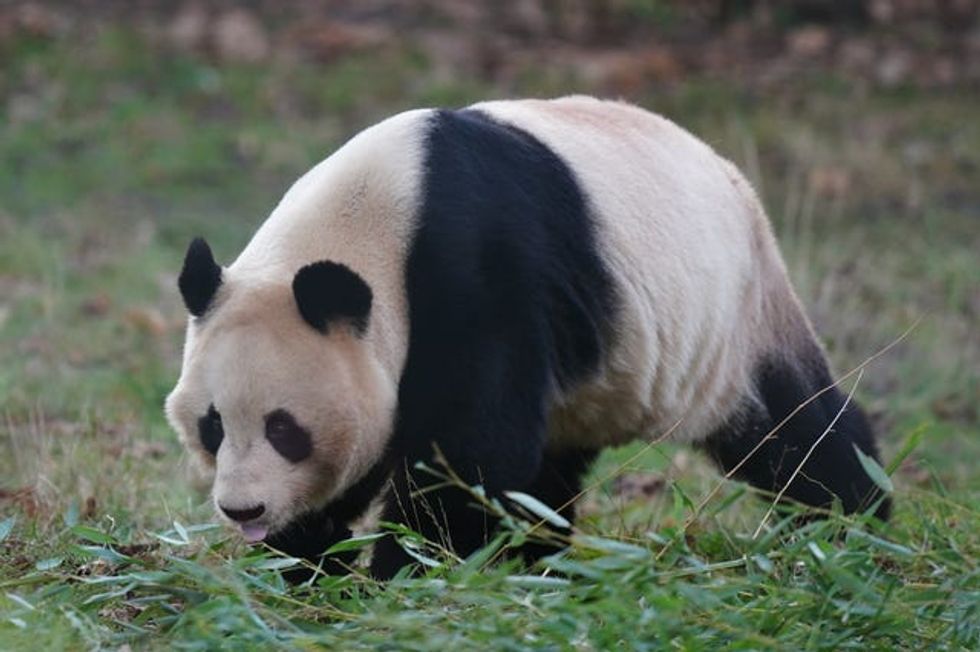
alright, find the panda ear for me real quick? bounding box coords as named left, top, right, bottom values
left=178, top=237, right=223, bottom=317
left=292, top=261, right=372, bottom=335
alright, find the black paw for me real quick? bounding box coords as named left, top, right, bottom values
left=265, top=511, right=358, bottom=583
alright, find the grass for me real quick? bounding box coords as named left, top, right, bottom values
left=1, top=24, right=978, bottom=650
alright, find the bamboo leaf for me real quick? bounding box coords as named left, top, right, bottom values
left=0, top=516, right=15, bottom=542
left=853, top=444, right=894, bottom=493
left=71, top=525, right=117, bottom=545
left=324, top=533, right=386, bottom=555
left=35, top=557, right=63, bottom=571
left=504, top=491, right=571, bottom=529
left=885, top=424, right=927, bottom=475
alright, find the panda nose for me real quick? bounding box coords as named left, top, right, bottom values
left=220, top=503, right=265, bottom=522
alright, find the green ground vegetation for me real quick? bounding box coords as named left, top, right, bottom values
left=1, top=27, right=977, bottom=650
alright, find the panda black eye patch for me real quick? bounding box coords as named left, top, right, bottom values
left=197, top=404, right=224, bottom=456
left=264, top=409, right=313, bottom=463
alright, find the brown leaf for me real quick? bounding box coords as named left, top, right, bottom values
left=77, top=558, right=112, bottom=577
left=124, top=306, right=167, bottom=336
left=169, top=2, right=209, bottom=53
left=15, top=2, right=65, bottom=38
left=787, top=26, right=831, bottom=57
left=808, top=166, right=852, bottom=197
left=611, top=473, right=666, bottom=501
left=132, top=441, right=169, bottom=460
left=285, top=21, right=391, bottom=61
left=897, top=457, right=931, bottom=486
left=115, top=542, right=159, bottom=557
left=0, top=487, right=41, bottom=517
left=81, top=293, right=112, bottom=317
left=99, top=602, right=143, bottom=624
left=213, top=9, right=269, bottom=63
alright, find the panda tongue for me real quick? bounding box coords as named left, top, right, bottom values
left=241, top=523, right=269, bottom=543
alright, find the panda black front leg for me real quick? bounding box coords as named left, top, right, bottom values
left=368, top=448, right=598, bottom=580
left=268, top=458, right=395, bottom=583
left=369, top=459, right=499, bottom=580
left=265, top=510, right=357, bottom=584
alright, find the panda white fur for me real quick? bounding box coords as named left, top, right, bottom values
left=165, top=96, right=889, bottom=579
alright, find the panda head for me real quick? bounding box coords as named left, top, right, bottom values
left=165, top=238, right=395, bottom=543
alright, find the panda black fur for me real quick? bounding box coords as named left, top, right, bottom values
left=166, top=96, right=890, bottom=580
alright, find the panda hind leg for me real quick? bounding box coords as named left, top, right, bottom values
left=700, top=357, right=891, bottom=520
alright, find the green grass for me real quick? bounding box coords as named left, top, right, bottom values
left=1, top=26, right=978, bottom=650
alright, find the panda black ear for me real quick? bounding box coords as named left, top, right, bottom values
left=178, top=237, right=223, bottom=317
left=292, top=261, right=372, bottom=335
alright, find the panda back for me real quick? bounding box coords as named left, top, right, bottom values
left=472, top=97, right=798, bottom=447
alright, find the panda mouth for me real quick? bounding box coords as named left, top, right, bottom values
left=240, top=522, right=270, bottom=543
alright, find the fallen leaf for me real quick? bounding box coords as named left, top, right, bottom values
left=611, top=473, right=666, bottom=501
left=213, top=8, right=269, bottom=63
left=124, top=307, right=167, bottom=336
left=83, top=495, right=97, bottom=519
left=787, top=26, right=831, bottom=57
left=0, top=487, right=41, bottom=517
left=169, top=2, right=209, bottom=53
left=81, top=293, right=112, bottom=317
left=808, top=166, right=852, bottom=197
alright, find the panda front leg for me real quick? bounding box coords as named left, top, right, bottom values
left=369, top=459, right=499, bottom=580
left=265, top=510, right=358, bottom=583
left=267, top=460, right=394, bottom=583
left=369, top=448, right=597, bottom=580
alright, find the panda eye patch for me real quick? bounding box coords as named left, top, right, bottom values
left=197, top=404, right=224, bottom=456
left=264, top=409, right=313, bottom=463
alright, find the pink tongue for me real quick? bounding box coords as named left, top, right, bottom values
left=241, top=523, right=269, bottom=543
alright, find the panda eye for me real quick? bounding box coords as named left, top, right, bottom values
left=264, top=409, right=312, bottom=463
left=197, top=404, right=224, bottom=456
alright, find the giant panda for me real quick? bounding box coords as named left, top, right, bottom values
left=165, top=96, right=890, bottom=580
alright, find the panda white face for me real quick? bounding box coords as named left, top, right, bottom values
left=166, top=242, right=396, bottom=542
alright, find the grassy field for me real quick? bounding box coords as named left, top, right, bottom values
left=1, top=25, right=978, bottom=650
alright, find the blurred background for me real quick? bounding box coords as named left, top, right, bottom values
left=1, top=0, right=977, bottom=528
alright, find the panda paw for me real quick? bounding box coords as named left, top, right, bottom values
left=265, top=513, right=358, bottom=583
